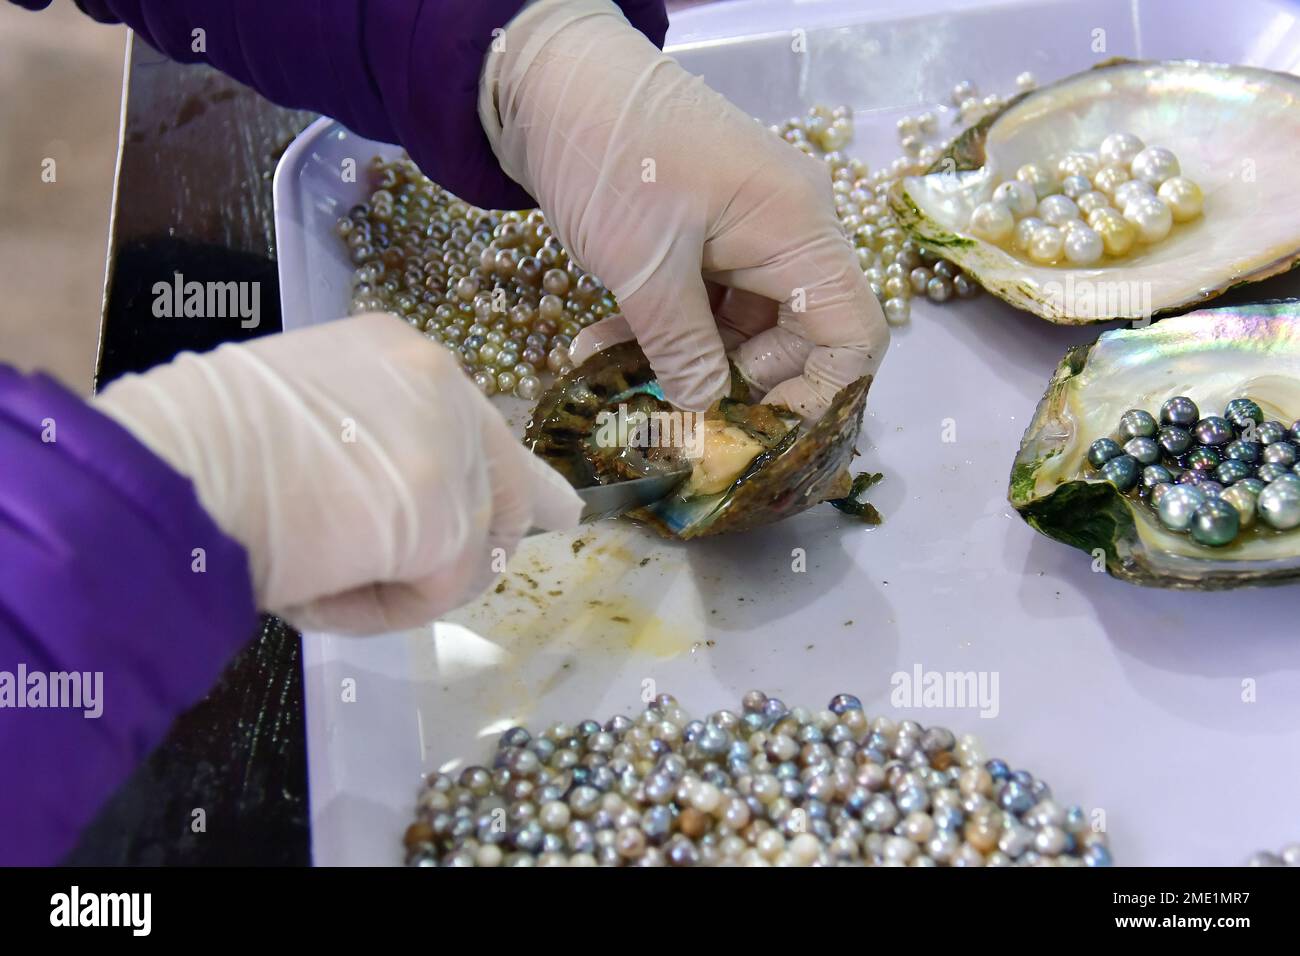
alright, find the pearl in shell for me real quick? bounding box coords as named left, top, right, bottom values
left=1062, top=224, right=1104, bottom=265
left=1156, top=176, right=1203, bottom=222
left=969, top=201, right=1015, bottom=242
left=1129, top=146, right=1180, bottom=185
left=992, top=180, right=1037, bottom=217
left=1027, top=224, right=1064, bottom=263
left=1124, top=196, right=1173, bottom=243
left=1098, top=131, right=1145, bottom=168
left=1037, top=194, right=1080, bottom=226
left=1014, top=216, right=1046, bottom=252
left=1015, top=163, right=1056, bottom=199
left=1092, top=165, right=1130, bottom=198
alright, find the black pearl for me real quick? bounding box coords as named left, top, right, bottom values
left=1190, top=498, right=1239, bottom=546
left=1263, top=441, right=1297, bottom=467
left=1224, top=398, right=1264, bottom=429
left=1099, top=454, right=1139, bottom=491
left=1088, top=438, right=1123, bottom=468
left=1215, top=460, right=1252, bottom=485
left=1258, top=421, right=1287, bottom=445
left=1123, top=437, right=1160, bottom=465
left=1193, top=416, right=1233, bottom=446
left=1184, top=446, right=1220, bottom=473
left=1141, top=464, right=1173, bottom=491
left=1157, top=426, right=1192, bottom=457
left=1223, top=439, right=1261, bottom=464
left=1160, top=396, right=1199, bottom=427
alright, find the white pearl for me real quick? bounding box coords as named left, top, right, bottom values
left=918, top=111, right=937, bottom=134
left=992, top=180, right=1037, bottom=217
left=883, top=296, right=910, bottom=325
left=1060, top=174, right=1091, bottom=199
left=1015, top=163, right=1056, bottom=199
left=1113, top=179, right=1156, bottom=210
left=1091, top=165, right=1130, bottom=199
left=1098, top=131, right=1145, bottom=168
left=1062, top=224, right=1104, bottom=265
left=1129, top=145, right=1180, bottom=185
left=1124, top=196, right=1173, bottom=243
left=1056, top=151, right=1099, bottom=179
left=1157, top=176, right=1203, bottom=222
left=1075, top=190, right=1111, bottom=215
left=1013, top=216, right=1045, bottom=252
left=968, top=201, right=1015, bottom=242
left=1036, top=193, right=1079, bottom=226
left=1092, top=210, right=1137, bottom=256
left=1027, top=224, right=1064, bottom=263
left=896, top=115, right=918, bottom=137
left=1015, top=71, right=1037, bottom=91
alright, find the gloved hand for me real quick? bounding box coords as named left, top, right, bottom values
left=93, top=314, right=582, bottom=635
left=479, top=0, right=889, bottom=419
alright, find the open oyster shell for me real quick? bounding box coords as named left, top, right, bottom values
left=892, top=60, right=1300, bottom=323
left=1009, top=302, right=1300, bottom=588
left=525, top=342, right=873, bottom=539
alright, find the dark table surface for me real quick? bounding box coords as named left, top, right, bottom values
left=68, top=37, right=315, bottom=866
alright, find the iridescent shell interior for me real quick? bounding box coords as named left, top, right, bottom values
left=896, top=60, right=1300, bottom=322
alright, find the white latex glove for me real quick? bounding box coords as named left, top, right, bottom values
left=93, top=314, right=582, bottom=635
left=479, top=0, right=889, bottom=419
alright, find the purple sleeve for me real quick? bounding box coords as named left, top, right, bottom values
left=13, top=0, right=669, bottom=209
left=0, top=367, right=257, bottom=865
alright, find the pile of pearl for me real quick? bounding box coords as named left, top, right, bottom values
left=1088, top=397, right=1300, bottom=546
left=968, top=132, right=1203, bottom=266
left=774, top=103, right=982, bottom=328
left=337, top=156, right=620, bottom=400
left=403, top=690, right=1113, bottom=867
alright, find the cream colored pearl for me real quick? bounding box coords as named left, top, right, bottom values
left=1015, top=163, right=1056, bottom=199
left=1157, top=176, right=1203, bottom=222
left=969, top=200, right=1015, bottom=242
left=1075, top=190, right=1110, bottom=215
left=1028, top=224, right=1064, bottom=263
left=992, top=180, right=1037, bottom=217
left=1062, top=224, right=1104, bottom=265
left=1092, top=165, right=1130, bottom=198
left=1056, top=151, right=1099, bottom=179
left=1129, top=145, right=1180, bottom=185
left=1036, top=194, right=1079, bottom=226
left=1098, top=131, right=1144, bottom=168
left=1113, top=179, right=1156, bottom=210
left=1013, top=215, right=1045, bottom=252
left=1092, top=210, right=1137, bottom=257
left=1124, top=196, right=1173, bottom=243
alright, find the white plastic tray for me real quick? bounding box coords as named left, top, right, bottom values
left=274, top=0, right=1300, bottom=866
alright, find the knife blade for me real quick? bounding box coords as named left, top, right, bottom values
left=527, top=468, right=691, bottom=536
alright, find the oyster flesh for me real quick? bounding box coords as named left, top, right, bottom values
left=525, top=342, right=873, bottom=539
left=892, top=60, right=1300, bottom=323
left=1009, top=302, right=1300, bottom=588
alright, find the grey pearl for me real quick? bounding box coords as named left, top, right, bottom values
left=909, top=266, right=933, bottom=295
left=1258, top=421, right=1288, bottom=445
left=1118, top=408, right=1158, bottom=440
left=1223, top=439, right=1261, bottom=463
left=1263, top=441, right=1297, bottom=467
left=1157, top=426, right=1192, bottom=457
left=1123, top=437, right=1160, bottom=465
left=1193, top=416, right=1233, bottom=446
left=1141, top=464, right=1173, bottom=490
left=1157, top=484, right=1206, bottom=531
left=1257, top=480, right=1300, bottom=530
left=1224, top=397, right=1264, bottom=429
left=1088, top=438, right=1123, bottom=468
left=926, top=276, right=953, bottom=302
left=953, top=273, right=981, bottom=297
left=1190, top=498, right=1239, bottom=547
left=1100, top=454, right=1139, bottom=491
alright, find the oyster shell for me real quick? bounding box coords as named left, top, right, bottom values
left=525, top=342, right=873, bottom=539
left=892, top=60, right=1300, bottom=323
left=1009, top=302, right=1300, bottom=588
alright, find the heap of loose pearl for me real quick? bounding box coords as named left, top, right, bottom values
left=774, top=104, right=981, bottom=328
left=337, top=156, right=623, bottom=400
left=967, top=132, right=1202, bottom=266
left=1245, top=843, right=1300, bottom=866
left=402, top=690, right=1113, bottom=867
left=1087, top=397, right=1300, bottom=546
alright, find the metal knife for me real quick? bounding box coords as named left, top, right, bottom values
left=527, top=468, right=691, bottom=535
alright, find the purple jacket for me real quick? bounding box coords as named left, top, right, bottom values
left=2, top=0, right=668, bottom=865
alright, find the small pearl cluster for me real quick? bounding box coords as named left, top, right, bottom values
left=1087, top=397, right=1300, bottom=546
left=968, top=133, right=1203, bottom=265
left=337, top=156, right=623, bottom=400
left=772, top=105, right=981, bottom=327
left=1246, top=843, right=1300, bottom=866
left=403, top=691, right=1113, bottom=867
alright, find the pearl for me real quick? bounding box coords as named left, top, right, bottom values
left=1057, top=152, right=1099, bottom=179
left=1124, top=197, right=1173, bottom=243
left=1142, top=464, right=1173, bottom=491
left=968, top=201, right=1015, bottom=242
left=1191, top=498, right=1239, bottom=546
left=1258, top=480, right=1300, bottom=529
left=1157, top=484, right=1206, bottom=531
left=1015, top=71, right=1037, bottom=91
left=1119, top=408, right=1158, bottom=440
left=1091, top=211, right=1135, bottom=257
left=909, top=266, right=933, bottom=295
left=1015, top=163, right=1056, bottom=199
left=1129, top=145, right=1180, bottom=185
left=953, top=274, right=980, bottom=297
left=926, top=276, right=953, bottom=303
left=1258, top=421, right=1288, bottom=445
left=1062, top=224, right=1103, bottom=265
left=1112, top=179, right=1156, bottom=209
left=1037, top=194, right=1079, bottom=226
left=951, top=80, right=977, bottom=105
left=1224, top=398, right=1264, bottom=429
left=1264, top=441, right=1298, bottom=467
left=1123, top=437, right=1160, bottom=465
left=1220, top=483, right=1259, bottom=529
left=883, top=296, right=910, bottom=325
left=1193, top=416, right=1234, bottom=446
left=1099, top=132, right=1145, bottom=168
left=1100, top=454, right=1139, bottom=491
left=992, top=180, right=1037, bottom=217
left=1027, top=224, right=1064, bottom=263
left=1060, top=174, right=1092, bottom=199
left=1092, top=165, right=1130, bottom=198
left=1224, top=439, right=1262, bottom=463
left=1157, top=176, right=1203, bottom=222
left=1075, top=190, right=1110, bottom=215
left=1014, top=216, right=1046, bottom=252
